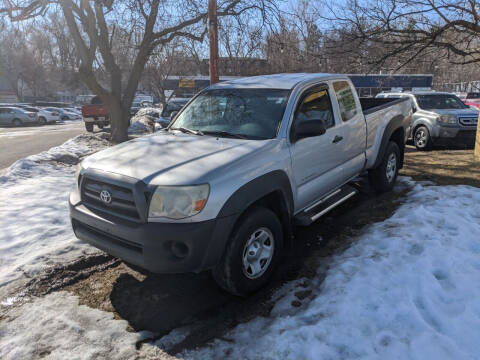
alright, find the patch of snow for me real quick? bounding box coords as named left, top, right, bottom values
left=185, top=180, right=480, bottom=360
left=128, top=107, right=163, bottom=135
left=0, top=292, right=141, bottom=360
left=0, top=134, right=109, bottom=290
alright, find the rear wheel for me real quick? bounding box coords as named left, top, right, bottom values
left=369, top=141, right=400, bottom=193
left=38, top=117, right=47, bottom=125
left=414, top=126, right=432, bottom=150
left=212, top=206, right=283, bottom=296
left=85, top=123, right=94, bottom=132
left=12, top=118, right=22, bottom=126
left=61, top=115, right=69, bottom=121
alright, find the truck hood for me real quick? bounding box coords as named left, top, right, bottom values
left=82, top=131, right=273, bottom=185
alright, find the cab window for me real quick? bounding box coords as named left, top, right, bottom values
left=333, top=81, right=358, bottom=121
left=294, top=87, right=335, bottom=129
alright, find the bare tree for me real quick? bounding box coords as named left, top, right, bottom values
left=323, top=0, right=480, bottom=70
left=2, top=0, right=278, bottom=142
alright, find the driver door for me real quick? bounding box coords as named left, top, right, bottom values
left=289, top=85, right=344, bottom=212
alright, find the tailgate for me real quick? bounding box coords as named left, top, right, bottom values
left=82, top=105, right=108, bottom=117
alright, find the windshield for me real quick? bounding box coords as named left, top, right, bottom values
left=415, top=94, right=468, bottom=110
left=170, top=88, right=290, bottom=139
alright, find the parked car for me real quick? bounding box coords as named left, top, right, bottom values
left=156, top=98, right=189, bottom=127
left=23, top=107, right=60, bottom=125
left=64, top=107, right=82, bottom=115
left=43, top=107, right=81, bottom=121
left=81, top=96, right=110, bottom=132
left=0, top=107, right=37, bottom=126
left=130, top=102, right=142, bottom=116
left=376, top=91, right=478, bottom=150
left=70, top=73, right=412, bottom=295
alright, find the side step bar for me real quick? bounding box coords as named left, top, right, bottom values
left=294, top=185, right=359, bottom=226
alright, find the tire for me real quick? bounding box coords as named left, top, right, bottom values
left=85, top=123, right=94, bottom=132
left=369, top=141, right=400, bottom=193
left=413, top=126, right=432, bottom=150
left=38, top=117, right=47, bottom=125
left=212, top=206, right=283, bottom=296
left=61, top=115, right=69, bottom=121
left=12, top=118, right=22, bottom=126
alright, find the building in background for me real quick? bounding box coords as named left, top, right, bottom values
left=160, top=73, right=433, bottom=99
left=348, top=74, right=433, bottom=97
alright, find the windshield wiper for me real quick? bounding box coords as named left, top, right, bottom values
left=202, top=130, right=249, bottom=139
left=170, top=127, right=204, bottom=136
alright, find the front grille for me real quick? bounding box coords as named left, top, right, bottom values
left=81, top=177, right=141, bottom=221
left=459, top=117, right=478, bottom=126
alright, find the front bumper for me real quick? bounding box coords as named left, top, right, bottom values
left=69, top=191, right=236, bottom=274
left=432, top=127, right=477, bottom=146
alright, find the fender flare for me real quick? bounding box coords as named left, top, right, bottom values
left=217, top=170, right=294, bottom=219
left=201, top=170, right=295, bottom=269
left=411, top=118, right=434, bottom=135
left=373, top=115, right=406, bottom=169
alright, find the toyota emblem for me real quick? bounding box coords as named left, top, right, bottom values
left=100, top=189, right=112, bottom=204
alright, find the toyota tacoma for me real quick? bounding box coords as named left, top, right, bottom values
left=70, top=73, right=412, bottom=295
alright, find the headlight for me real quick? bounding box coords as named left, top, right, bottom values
left=149, top=184, right=210, bottom=219
left=75, top=163, right=83, bottom=188
left=438, top=115, right=457, bottom=125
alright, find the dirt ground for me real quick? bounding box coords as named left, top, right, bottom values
left=402, top=146, right=480, bottom=187
left=24, top=146, right=480, bottom=355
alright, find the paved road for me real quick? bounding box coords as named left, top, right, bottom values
left=0, top=121, right=86, bottom=170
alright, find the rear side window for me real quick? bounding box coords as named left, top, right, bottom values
left=294, top=87, right=335, bottom=129
left=333, top=81, right=358, bottom=121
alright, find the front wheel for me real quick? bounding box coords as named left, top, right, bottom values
left=414, top=126, right=432, bottom=150
left=369, top=141, right=400, bottom=193
left=38, top=117, right=47, bottom=125
left=212, top=206, right=283, bottom=296
left=85, top=123, right=94, bottom=132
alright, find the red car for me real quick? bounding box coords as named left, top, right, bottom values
left=81, top=96, right=109, bottom=132
left=459, top=92, right=480, bottom=109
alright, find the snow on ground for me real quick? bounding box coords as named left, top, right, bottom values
left=0, top=134, right=109, bottom=291
left=1, top=156, right=480, bottom=359
left=184, top=179, right=480, bottom=360
left=0, top=292, right=141, bottom=360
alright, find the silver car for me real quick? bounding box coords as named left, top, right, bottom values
left=377, top=91, right=478, bottom=149
left=0, top=107, right=38, bottom=126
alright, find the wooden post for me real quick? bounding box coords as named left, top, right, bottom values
left=475, top=112, right=480, bottom=161
left=208, top=0, right=219, bottom=85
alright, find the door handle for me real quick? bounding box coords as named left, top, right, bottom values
left=332, top=135, right=343, bottom=143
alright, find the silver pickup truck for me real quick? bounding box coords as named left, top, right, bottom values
left=70, top=73, right=412, bottom=295
left=377, top=91, right=478, bottom=150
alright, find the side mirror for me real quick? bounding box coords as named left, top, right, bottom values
left=170, top=111, right=179, bottom=121
left=292, top=120, right=327, bottom=142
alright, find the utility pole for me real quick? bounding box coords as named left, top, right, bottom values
left=475, top=115, right=480, bottom=161
left=208, top=0, right=219, bottom=85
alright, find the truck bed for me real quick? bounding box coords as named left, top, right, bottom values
left=359, top=97, right=409, bottom=114
left=360, top=96, right=412, bottom=169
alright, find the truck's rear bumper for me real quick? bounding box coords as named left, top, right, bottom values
left=69, top=192, right=235, bottom=274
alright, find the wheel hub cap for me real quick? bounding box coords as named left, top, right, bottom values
left=242, top=227, right=274, bottom=279
left=416, top=130, right=426, bottom=146
left=386, top=153, right=397, bottom=182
